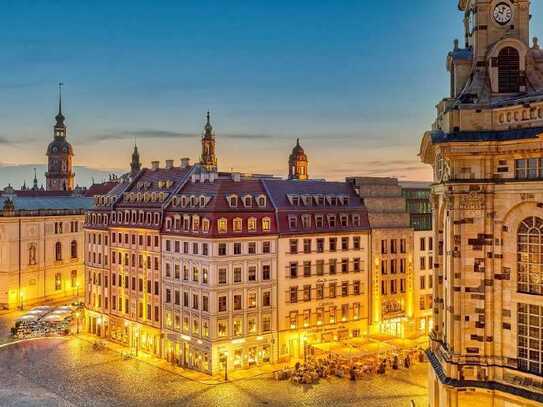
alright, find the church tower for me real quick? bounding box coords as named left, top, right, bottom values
left=46, top=83, right=74, bottom=192
left=130, top=143, right=141, bottom=177
left=200, top=112, right=217, bottom=172
left=288, top=138, right=308, bottom=181
left=421, top=1, right=543, bottom=406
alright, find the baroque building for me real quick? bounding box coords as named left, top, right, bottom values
left=84, top=117, right=375, bottom=375
left=288, top=139, right=309, bottom=181
left=420, top=0, right=543, bottom=405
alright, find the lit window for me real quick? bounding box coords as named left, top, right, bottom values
left=217, top=218, right=228, bottom=233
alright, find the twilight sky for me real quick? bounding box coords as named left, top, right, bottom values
left=1, top=1, right=543, bottom=187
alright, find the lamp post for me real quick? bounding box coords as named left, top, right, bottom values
left=223, top=352, right=229, bottom=382
left=75, top=312, right=81, bottom=334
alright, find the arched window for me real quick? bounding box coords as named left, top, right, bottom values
left=71, top=240, right=78, bottom=259
left=55, top=242, right=62, bottom=261
left=518, top=216, right=543, bottom=295
left=498, top=47, right=520, bottom=93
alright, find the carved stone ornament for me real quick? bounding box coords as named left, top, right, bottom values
left=459, top=192, right=485, bottom=210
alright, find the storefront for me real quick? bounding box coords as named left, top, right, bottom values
left=280, top=320, right=369, bottom=361
left=165, top=333, right=212, bottom=374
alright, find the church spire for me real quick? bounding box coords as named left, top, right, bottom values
left=200, top=111, right=217, bottom=172
left=130, top=141, right=142, bottom=177
left=33, top=168, right=38, bottom=191
left=55, top=82, right=66, bottom=131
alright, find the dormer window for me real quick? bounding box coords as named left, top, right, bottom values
left=166, top=218, right=172, bottom=230
left=183, top=216, right=190, bottom=231
left=315, top=215, right=324, bottom=228
left=340, top=214, right=348, bottom=227
left=218, top=218, right=228, bottom=234
left=248, top=217, right=257, bottom=232
left=112, top=213, right=117, bottom=223
left=192, top=215, right=200, bottom=232
left=243, top=195, right=253, bottom=207
left=328, top=214, right=336, bottom=227
left=288, top=215, right=298, bottom=230
left=153, top=213, right=160, bottom=224
left=228, top=195, right=238, bottom=208
left=257, top=195, right=266, bottom=207
left=262, top=217, right=271, bottom=232
left=233, top=218, right=243, bottom=232
left=180, top=196, right=188, bottom=207
left=202, top=218, right=210, bottom=233
left=292, top=196, right=300, bottom=206
left=352, top=214, right=361, bottom=227
left=302, top=214, right=311, bottom=229
left=174, top=217, right=181, bottom=230
left=199, top=195, right=206, bottom=207
left=146, top=212, right=152, bottom=224
left=190, top=195, right=198, bottom=207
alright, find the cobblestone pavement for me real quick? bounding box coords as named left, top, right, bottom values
left=0, top=338, right=428, bottom=407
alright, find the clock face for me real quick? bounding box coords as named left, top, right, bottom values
left=493, top=3, right=512, bottom=25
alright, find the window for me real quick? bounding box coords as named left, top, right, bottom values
left=420, top=256, right=426, bottom=271
left=248, top=242, right=256, bottom=254
left=353, top=280, right=360, bottom=295
left=248, top=217, right=257, bottom=232
left=420, top=276, right=426, bottom=290
left=498, top=47, right=520, bottom=93
left=353, top=258, right=361, bottom=272
left=329, top=259, right=337, bottom=275
left=263, top=241, right=271, bottom=254
left=248, top=266, right=257, bottom=281
left=341, top=282, right=348, bottom=297
left=218, top=243, right=227, bottom=256
left=303, top=261, right=311, bottom=277
left=70, top=240, right=78, bottom=259
left=420, top=237, right=426, bottom=251
left=289, top=239, right=298, bottom=254
left=400, top=239, right=406, bottom=253
left=329, top=238, right=337, bottom=252
left=316, top=260, right=324, bottom=276
left=329, top=282, right=336, bottom=298
left=55, top=242, right=62, bottom=261
left=316, top=238, right=324, bottom=253
left=233, top=319, right=242, bottom=336
left=233, top=294, right=242, bottom=311
left=55, top=273, right=62, bottom=290
left=303, top=285, right=311, bottom=302
left=516, top=158, right=543, bottom=180
left=288, top=216, right=297, bottom=230
left=303, top=239, right=311, bottom=254
left=233, top=218, right=243, bottom=232
left=518, top=303, right=543, bottom=375
left=381, top=240, right=387, bottom=254
left=262, top=264, right=271, bottom=280
left=218, top=268, right=227, bottom=285
left=316, top=283, right=324, bottom=300
left=203, top=296, right=209, bottom=312
left=290, top=287, right=298, bottom=303
left=341, top=258, right=348, bottom=273
left=218, top=320, right=227, bottom=337
left=262, top=217, right=271, bottom=232
left=518, top=217, right=543, bottom=295
left=263, top=291, right=271, bottom=307
left=218, top=296, right=227, bottom=312
left=353, top=236, right=361, bottom=250
left=341, top=237, right=349, bottom=250
left=248, top=292, right=257, bottom=308
left=234, top=267, right=242, bottom=283
left=262, top=315, right=271, bottom=332
left=217, top=218, right=228, bottom=233
left=290, top=262, right=298, bottom=278
left=234, top=242, right=242, bottom=255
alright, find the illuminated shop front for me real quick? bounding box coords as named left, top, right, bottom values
left=164, top=332, right=275, bottom=375
left=279, top=319, right=369, bottom=361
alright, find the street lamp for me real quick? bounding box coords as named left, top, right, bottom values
left=222, top=351, right=229, bottom=382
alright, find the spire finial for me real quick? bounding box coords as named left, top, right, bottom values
left=33, top=168, right=38, bottom=190
left=204, top=111, right=213, bottom=135
left=297, top=138, right=300, bottom=146
left=58, top=82, right=63, bottom=115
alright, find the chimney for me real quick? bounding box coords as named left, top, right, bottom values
left=232, top=172, right=241, bottom=182
left=151, top=161, right=160, bottom=171
left=165, top=159, right=174, bottom=169
left=181, top=158, right=190, bottom=168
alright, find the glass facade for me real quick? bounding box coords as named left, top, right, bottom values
left=401, top=186, right=432, bottom=231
